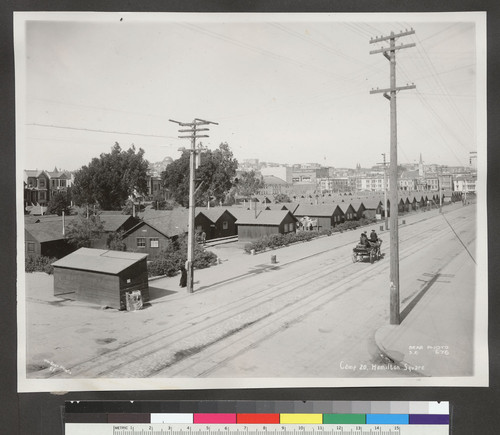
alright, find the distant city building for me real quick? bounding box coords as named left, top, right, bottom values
left=260, top=165, right=292, bottom=184
left=24, top=168, right=73, bottom=208
left=454, top=175, right=476, bottom=193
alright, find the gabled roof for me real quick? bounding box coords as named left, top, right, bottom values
left=337, top=203, right=355, bottom=213
left=25, top=218, right=75, bottom=243
left=349, top=200, right=365, bottom=211
left=293, top=204, right=342, bottom=217
left=52, top=248, right=147, bottom=274
left=236, top=210, right=298, bottom=226
left=136, top=208, right=189, bottom=238
left=361, top=198, right=382, bottom=209
left=196, top=207, right=236, bottom=223
left=99, top=214, right=138, bottom=232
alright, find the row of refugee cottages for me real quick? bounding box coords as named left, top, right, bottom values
left=25, top=191, right=455, bottom=261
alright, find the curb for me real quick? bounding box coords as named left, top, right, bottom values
left=374, top=324, right=428, bottom=377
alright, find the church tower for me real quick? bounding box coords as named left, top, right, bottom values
left=418, top=153, right=424, bottom=177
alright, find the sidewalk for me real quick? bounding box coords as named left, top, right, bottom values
left=151, top=202, right=466, bottom=297
left=373, top=207, right=478, bottom=379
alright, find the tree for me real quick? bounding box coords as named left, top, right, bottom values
left=65, top=214, right=105, bottom=248
left=274, top=193, right=292, bottom=203
left=162, top=142, right=238, bottom=207
left=46, top=191, right=71, bottom=216
left=107, top=230, right=127, bottom=251
left=72, top=143, right=149, bottom=210
left=234, top=170, right=264, bottom=196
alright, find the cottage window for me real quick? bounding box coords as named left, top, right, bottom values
left=39, top=179, right=45, bottom=188
left=222, top=221, right=228, bottom=230
left=136, top=237, right=146, bottom=248
left=39, top=191, right=46, bottom=200
left=27, top=242, right=35, bottom=253
left=150, top=238, right=159, bottom=248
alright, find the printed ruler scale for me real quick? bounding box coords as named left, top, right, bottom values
left=64, top=401, right=450, bottom=435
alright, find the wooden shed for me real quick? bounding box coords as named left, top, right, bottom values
left=195, top=208, right=237, bottom=240
left=360, top=198, right=383, bottom=219
left=52, top=248, right=149, bottom=310
left=293, top=204, right=345, bottom=229
left=236, top=210, right=298, bottom=242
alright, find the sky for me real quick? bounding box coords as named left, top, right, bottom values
left=16, top=12, right=484, bottom=172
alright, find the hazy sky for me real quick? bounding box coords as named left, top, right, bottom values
left=16, top=12, right=484, bottom=171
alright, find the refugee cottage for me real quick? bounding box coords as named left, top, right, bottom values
left=195, top=208, right=237, bottom=240
left=293, top=203, right=345, bottom=230
left=236, top=210, right=298, bottom=242
left=52, top=248, right=149, bottom=310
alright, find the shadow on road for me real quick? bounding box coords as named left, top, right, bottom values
left=400, top=272, right=453, bottom=322
left=148, top=286, right=178, bottom=301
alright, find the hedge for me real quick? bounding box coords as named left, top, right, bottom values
left=148, top=237, right=218, bottom=278
left=25, top=255, right=57, bottom=275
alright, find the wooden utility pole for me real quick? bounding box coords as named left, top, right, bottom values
left=370, top=30, right=416, bottom=325
left=379, top=153, right=389, bottom=230
left=169, top=118, right=218, bottom=294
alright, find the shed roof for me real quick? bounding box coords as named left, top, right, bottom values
left=294, top=204, right=341, bottom=217
left=236, top=210, right=298, bottom=226
left=52, top=248, right=148, bottom=274
left=25, top=220, right=70, bottom=243
left=138, top=208, right=189, bottom=238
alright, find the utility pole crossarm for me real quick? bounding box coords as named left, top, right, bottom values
left=369, top=29, right=415, bottom=44
left=369, top=43, right=416, bottom=55
left=370, top=84, right=416, bottom=94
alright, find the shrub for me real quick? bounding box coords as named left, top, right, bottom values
left=25, top=255, right=56, bottom=275
left=147, top=236, right=218, bottom=277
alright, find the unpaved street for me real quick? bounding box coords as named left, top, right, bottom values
left=24, top=204, right=476, bottom=380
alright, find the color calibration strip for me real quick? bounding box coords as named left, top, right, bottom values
left=65, top=401, right=449, bottom=426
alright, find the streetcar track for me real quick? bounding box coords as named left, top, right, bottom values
left=48, top=206, right=475, bottom=378
left=164, top=214, right=474, bottom=377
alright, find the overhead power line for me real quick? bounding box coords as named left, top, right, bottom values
left=27, top=123, right=180, bottom=140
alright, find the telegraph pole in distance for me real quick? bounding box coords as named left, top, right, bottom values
left=370, top=29, right=416, bottom=325
left=169, top=118, right=218, bottom=294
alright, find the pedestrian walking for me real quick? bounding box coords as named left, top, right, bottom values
left=179, top=265, right=187, bottom=288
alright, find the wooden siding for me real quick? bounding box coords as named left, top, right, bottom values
left=53, top=259, right=149, bottom=310
left=214, top=211, right=237, bottom=238
left=238, top=225, right=280, bottom=242
left=25, top=230, right=75, bottom=259
left=122, top=224, right=169, bottom=258
left=194, top=213, right=214, bottom=240
left=238, top=213, right=296, bottom=241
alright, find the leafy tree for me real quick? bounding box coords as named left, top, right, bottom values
left=46, top=191, right=72, bottom=216
left=162, top=142, right=238, bottom=207
left=234, top=170, right=264, bottom=196
left=274, top=193, right=291, bottom=203
left=72, top=143, right=149, bottom=210
left=65, top=214, right=105, bottom=248
left=107, top=230, right=127, bottom=251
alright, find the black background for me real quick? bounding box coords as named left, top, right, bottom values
left=1, top=1, right=499, bottom=434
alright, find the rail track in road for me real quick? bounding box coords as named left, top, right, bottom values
left=50, top=205, right=475, bottom=378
